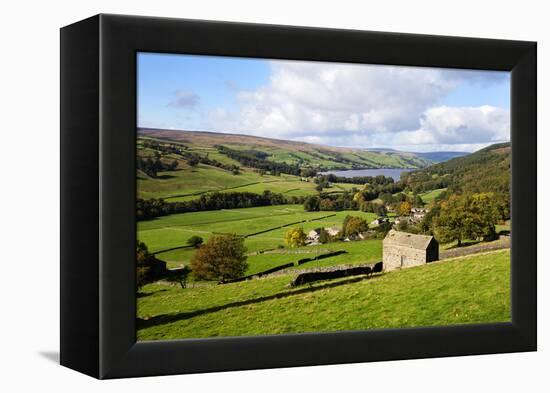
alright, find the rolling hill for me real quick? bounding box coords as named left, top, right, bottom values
left=413, top=151, right=468, bottom=163
left=401, top=142, right=511, bottom=195
left=138, top=128, right=434, bottom=170
left=365, top=148, right=468, bottom=163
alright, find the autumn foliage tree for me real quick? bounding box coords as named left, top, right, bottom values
left=433, top=192, right=501, bottom=246
left=342, top=216, right=369, bottom=239
left=319, top=198, right=336, bottom=211
left=190, top=234, right=248, bottom=282
left=318, top=228, right=331, bottom=244
left=397, top=201, right=412, bottom=216
left=284, top=227, right=307, bottom=248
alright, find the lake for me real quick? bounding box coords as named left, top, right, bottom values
left=320, top=168, right=414, bottom=181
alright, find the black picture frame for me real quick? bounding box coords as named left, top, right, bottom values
left=60, top=14, right=537, bottom=379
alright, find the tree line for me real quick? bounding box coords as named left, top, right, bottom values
left=137, top=157, right=178, bottom=178
left=317, top=173, right=396, bottom=186
left=140, top=138, right=240, bottom=174
left=216, top=145, right=306, bottom=176
left=137, top=191, right=307, bottom=221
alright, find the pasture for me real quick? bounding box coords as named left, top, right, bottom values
left=419, top=188, right=446, bottom=203
left=137, top=249, right=511, bottom=340
left=137, top=143, right=360, bottom=201
left=138, top=204, right=379, bottom=272
left=138, top=163, right=358, bottom=202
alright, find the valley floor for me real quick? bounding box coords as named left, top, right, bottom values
left=138, top=205, right=380, bottom=272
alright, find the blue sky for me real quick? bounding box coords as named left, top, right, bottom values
left=138, top=53, right=270, bottom=130
left=137, top=52, right=510, bottom=152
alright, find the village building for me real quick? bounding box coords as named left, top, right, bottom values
left=394, top=216, right=412, bottom=225
left=382, top=229, right=439, bottom=271
left=370, top=217, right=389, bottom=226
left=410, top=207, right=428, bottom=221
left=307, top=229, right=319, bottom=240
left=325, top=227, right=340, bottom=236
left=306, top=227, right=341, bottom=245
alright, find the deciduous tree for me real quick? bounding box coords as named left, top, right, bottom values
left=165, top=266, right=191, bottom=289
left=136, top=241, right=166, bottom=290
left=397, top=201, right=412, bottom=216
left=319, top=198, right=336, bottom=211
left=434, top=193, right=501, bottom=246
left=303, top=195, right=320, bottom=211
left=342, top=216, right=369, bottom=239
left=190, top=234, right=248, bottom=282
left=187, top=236, right=204, bottom=248
left=284, top=227, right=307, bottom=248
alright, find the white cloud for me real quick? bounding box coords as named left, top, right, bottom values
left=402, top=105, right=510, bottom=145
left=320, top=105, right=510, bottom=152
left=201, top=61, right=509, bottom=152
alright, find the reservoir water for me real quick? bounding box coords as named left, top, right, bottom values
left=320, top=168, right=414, bottom=181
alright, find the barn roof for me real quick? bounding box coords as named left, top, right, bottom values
left=383, top=229, right=435, bottom=250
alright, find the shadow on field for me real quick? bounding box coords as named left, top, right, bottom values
left=137, top=274, right=384, bottom=329
left=137, top=288, right=168, bottom=298
left=156, top=174, right=178, bottom=180
left=445, top=240, right=481, bottom=250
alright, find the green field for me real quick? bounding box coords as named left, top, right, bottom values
left=136, top=131, right=437, bottom=202
left=138, top=162, right=294, bottom=201
left=419, top=188, right=446, bottom=203
left=245, top=239, right=383, bottom=275
left=137, top=249, right=510, bottom=340
left=137, top=155, right=358, bottom=202
left=138, top=205, right=379, bottom=271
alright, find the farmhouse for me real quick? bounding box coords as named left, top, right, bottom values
left=370, top=217, right=389, bottom=226
left=383, top=229, right=438, bottom=271
left=411, top=207, right=428, bottom=221
left=306, top=227, right=341, bottom=245
left=307, top=229, right=320, bottom=243
left=325, top=227, right=340, bottom=236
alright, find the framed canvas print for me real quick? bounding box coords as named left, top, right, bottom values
left=60, top=14, right=537, bottom=379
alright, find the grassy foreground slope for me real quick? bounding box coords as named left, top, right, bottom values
left=137, top=249, right=510, bottom=340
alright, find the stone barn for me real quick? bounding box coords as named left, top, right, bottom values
left=383, top=230, right=439, bottom=271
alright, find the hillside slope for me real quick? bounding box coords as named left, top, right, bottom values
left=138, top=128, right=433, bottom=170
left=401, top=142, right=511, bottom=194
left=414, top=151, right=468, bottom=163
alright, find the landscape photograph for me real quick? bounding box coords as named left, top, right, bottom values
left=135, top=53, right=511, bottom=341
